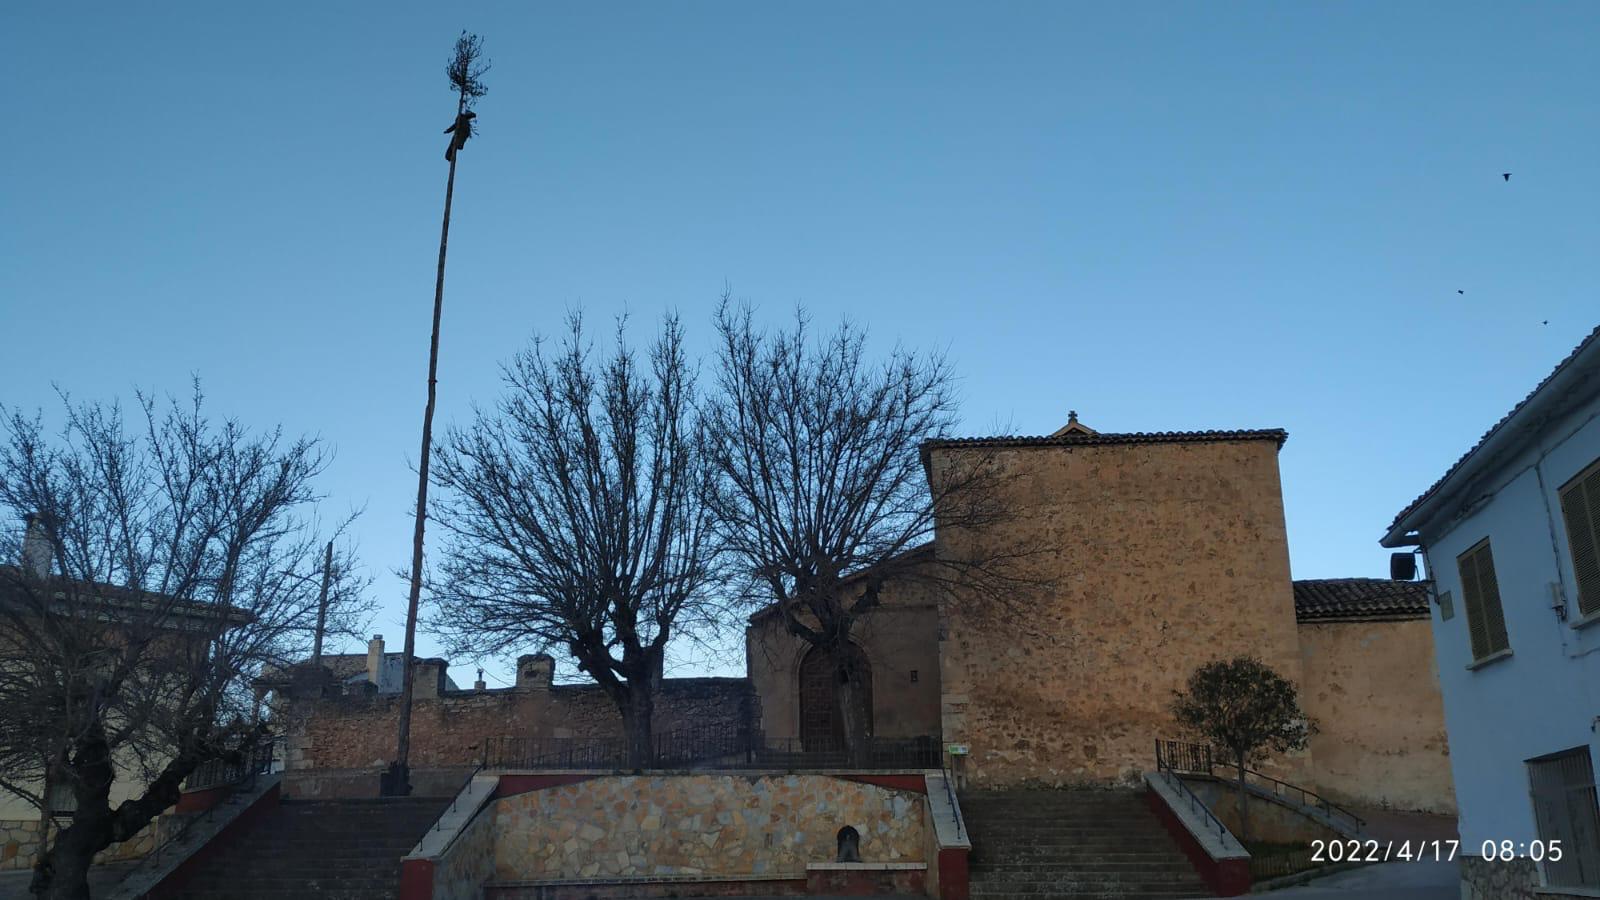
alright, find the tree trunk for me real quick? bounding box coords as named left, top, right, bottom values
left=620, top=686, right=654, bottom=770
left=32, top=816, right=102, bottom=900
left=835, top=657, right=869, bottom=768
left=1235, top=755, right=1250, bottom=842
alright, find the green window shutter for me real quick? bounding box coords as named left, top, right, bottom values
left=1474, top=543, right=1510, bottom=654
left=1458, top=539, right=1509, bottom=660
left=1458, top=543, right=1491, bottom=660
left=1559, top=462, right=1600, bottom=619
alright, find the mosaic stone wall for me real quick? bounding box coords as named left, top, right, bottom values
left=491, top=774, right=927, bottom=881
left=0, top=816, right=165, bottom=870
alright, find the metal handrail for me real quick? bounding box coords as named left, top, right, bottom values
left=1239, top=765, right=1366, bottom=834
left=1155, top=738, right=1365, bottom=835
left=1154, top=740, right=1230, bottom=841
left=148, top=737, right=279, bottom=866
left=940, top=761, right=965, bottom=842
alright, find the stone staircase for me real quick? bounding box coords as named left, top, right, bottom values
left=165, top=797, right=451, bottom=900
left=961, top=790, right=1212, bottom=900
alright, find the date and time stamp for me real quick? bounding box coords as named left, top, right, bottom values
left=1311, top=839, right=1568, bottom=863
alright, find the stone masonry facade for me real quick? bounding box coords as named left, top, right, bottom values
left=489, top=774, right=926, bottom=881
left=928, top=436, right=1308, bottom=787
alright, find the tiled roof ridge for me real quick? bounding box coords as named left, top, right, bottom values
left=923, top=428, right=1288, bottom=451
left=1293, top=577, right=1431, bottom=621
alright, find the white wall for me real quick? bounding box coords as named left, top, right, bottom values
left=1422, top=402, right=1600, bottom=851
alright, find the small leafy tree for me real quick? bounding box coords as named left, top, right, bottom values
left=1171, top=657, right=1314, bottom=840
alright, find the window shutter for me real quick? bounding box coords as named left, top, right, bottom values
left=1458, top=540, right=1509, bottom=660
left=1475, top=544, right=1510, bottom=654
left=1559, top=462, right=1600, bottom=619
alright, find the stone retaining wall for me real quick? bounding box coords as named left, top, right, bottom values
left=490, top=774, right=927, bottom=881
left=0, top=816, right=168, bottom=870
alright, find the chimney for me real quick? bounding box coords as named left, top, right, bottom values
left=21, top=514, right=53, bottom=579
left=367, top=635, right=385, bottom=685
left=515, top=654, right=554, bottom=690
left=415, top=659, right=447, bottom=699
left=474, top=668, right=486, bottom=693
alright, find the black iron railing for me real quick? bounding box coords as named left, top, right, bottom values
left=183, top=737, right=277, bottom=793
left=1240, top=766, right=1365, bottom=835
left=1155, top=738, right=1365, bottom=836
left=1155, top=739, right=1213, bottom=775
left=941, top=762, right=966, bottom=842
left=1154, top=739, right=1230, bottom=841
left=481, top=730, right=942, bottom=771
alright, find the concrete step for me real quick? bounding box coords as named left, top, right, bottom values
left=958, top=789, right=1210, bottom=900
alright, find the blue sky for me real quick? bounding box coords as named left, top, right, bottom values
left=3, top=3, right=1596, bottom=682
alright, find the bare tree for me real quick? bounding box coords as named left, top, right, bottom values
left=0, top=386, right=369, bottom=900
left=426, top=314, right=723, bottom=768
left=702, top=298, right=1032, bottom=763
left=394, top=30, right=490, bottom=796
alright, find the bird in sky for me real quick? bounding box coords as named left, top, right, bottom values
left=1458, top=290, right=1465, bottom=295
left=1502, top=173, right=1512, bottom=181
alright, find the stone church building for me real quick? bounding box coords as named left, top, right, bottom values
left=747, top=416, right=1455, bottom=814
left=276, top=415, right=1453, bottom=816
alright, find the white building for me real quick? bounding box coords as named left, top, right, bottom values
left=1383, top=325, right=1600, bottom=898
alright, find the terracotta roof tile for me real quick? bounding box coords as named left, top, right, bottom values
left=1294, top=578, right=1430, bottom=621
left=922, top=428, right=1288, bottom=453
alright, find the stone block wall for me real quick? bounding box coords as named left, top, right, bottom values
left=1297, top=618, right=1456, bottom=814
left=489, top=774, right=927, bottom=881
left=283, top=677, right=755, bottom=773
left=0, top=815, right=168, bottom=870
left=747, top=576, right=943, bottom=742
left=930, top=438, right=1306, bottom=787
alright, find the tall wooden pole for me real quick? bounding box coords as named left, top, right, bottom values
left=390, top=98, right=465, bottom=797
left=311, top=540, right=333, bottom=669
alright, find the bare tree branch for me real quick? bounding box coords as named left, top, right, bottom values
left=426, top=313, right=727, bottom=767
left=0, top=385, right=369, bottom=899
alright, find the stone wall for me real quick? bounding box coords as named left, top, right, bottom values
left=930, top=437, right=1306, bottom=787
left=283, top=677, right=755, bottom=773
left=490, top=774, right=927, bottom=881
left=0, top=815, right=167, bottom=870
left=1297, top=617, right=1456, bottom=814
left=747, top=575, right=943, bottom=742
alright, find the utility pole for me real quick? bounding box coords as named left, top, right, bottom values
left=387, top=32, right=489, bottom=797
left=311, top=540, right=333, bottom=668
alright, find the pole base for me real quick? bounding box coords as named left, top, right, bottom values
left=379, top=761, right=412, bottom=797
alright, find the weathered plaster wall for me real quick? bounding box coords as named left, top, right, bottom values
left=747, top=577, right=943, bottom=741
left=931, top=438, right=1306, bottom=787
left=1297, top=618, right=1456, bottom=813
left=284, top=678, right=755, bottom=772
left=490, top=774, right=926, bottom=881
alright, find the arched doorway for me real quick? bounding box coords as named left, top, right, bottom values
left=798, top=643, right=872, bottom=752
